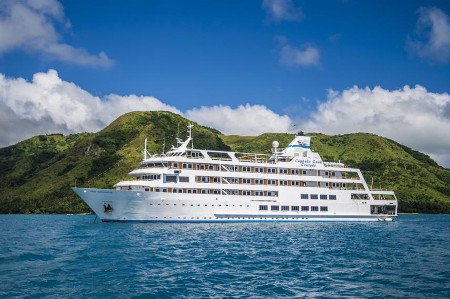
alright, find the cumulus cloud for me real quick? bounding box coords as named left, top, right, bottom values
left=2, top=70, right=450, bottom=167
left=301, top=85, right=450, bottom=166
left=0, top=0, right=113, bottom=68
left=185, top=104, right=293, bottom=135
left=407, top=7, right=450, bottom=64
left=262, top=0, right=302, bottom=22
left=279, top=39, right=320, bottom=67
left=0, top=70, right=290, bottom=147
left=0, top=70, right=180, bottom=146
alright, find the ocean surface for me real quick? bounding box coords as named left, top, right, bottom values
left=0, top=215, right=449, bottom=298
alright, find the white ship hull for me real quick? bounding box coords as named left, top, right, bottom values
left=73, top=187, right=396, bottom=222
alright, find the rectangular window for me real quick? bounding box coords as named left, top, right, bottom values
left=165, top=175, right=177, bottom=183
left=311, top=206, right=319, bottom=211
left=301, top=194, right=309, bottom=199
left=271, top=205, right=279, bottom=211
left=329, top=195, right=337, bottom=200
left=259, top=205, right=268, bottom=211
left=301, top=206, right=309, bottom=211
left=320, top=206, right=328, bottom=211
left=268, top=191, right=278, bottom=197
left=242, top=190, right=251, bottom=196
left=268, top=168, right=276, bottom=173
left=281, top=206, right=289, bottom=211
left=280, top=180, right=288, bottom=186
left=179, top=176, right=189, bottom=182
left=311, top=194, right=318, bottom=200
left=351, top=194, right=369, bottom=200
left=320, top=194, right=327, bottom=200
left=291, top=206, right=299, bottom=211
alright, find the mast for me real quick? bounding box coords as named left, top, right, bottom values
left=187, top=123, right=193, bottom=149
left=144, top=138, right=147, bottom=160
left=162, top=134, right=166, bottom=154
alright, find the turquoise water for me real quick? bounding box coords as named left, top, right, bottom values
left=0, top=215, right=449, bottom=298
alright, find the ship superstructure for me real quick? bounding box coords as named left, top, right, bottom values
left=73, top=125, right=398, bottom=222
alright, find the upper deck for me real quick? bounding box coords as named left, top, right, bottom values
left=141, top=127, right=345, bottom=171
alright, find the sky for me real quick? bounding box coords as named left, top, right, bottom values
left=1, top=0, right=450, bottom=166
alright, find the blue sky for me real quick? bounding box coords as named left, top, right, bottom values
left=1, top=0, right=450, bottom=165
left=1, top=0, right=449, bottom=112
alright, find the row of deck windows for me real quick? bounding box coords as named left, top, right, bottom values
left=140, top=174, right=161, bottom=180
left=259, top=205, right=328, bottom=212
left=300, top=194, right=337, bottom=200
left=145, top=162, right=357, bottom=177
left=120, top=186, right=280, bottom=197
left=195, top=176, right=356, bottom=189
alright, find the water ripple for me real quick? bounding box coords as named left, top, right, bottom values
left=0, top=215, right=449, bottom=298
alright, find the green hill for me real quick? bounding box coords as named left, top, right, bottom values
left=0, top=111, right=449, bottom=214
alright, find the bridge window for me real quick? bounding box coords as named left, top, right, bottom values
left=271, top=205, right=279, bottom=211
left=281, top=206, right=289, bottom=211
left=329, top=195, right=337, bottom=200
left=351, top=194, right=369, bottom=200
left=259, top=205, right=268, bottom=211
left=311, top=194, right=318, bottom=200
left=301, top=194, right=309, bottom=199
left=291, top=206, right=299, bottom=211
left=320, top=206, right=328, bottom=211
left=311, top=206, right=319, bottom=211
left=320, top=194, right=327, bottom=200
left=301, top=206, right=309, bottom=211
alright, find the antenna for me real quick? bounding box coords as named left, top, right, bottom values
left=144, top=138, right=148, bottom=160
left=187, top=123, right=193, bottom=149
left=162, top=134, right=166, bottom=154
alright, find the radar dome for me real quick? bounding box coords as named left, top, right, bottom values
left=272, top=141, right=279, bottom=148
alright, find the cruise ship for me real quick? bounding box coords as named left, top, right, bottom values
left=73, top=125, right=398, bottom=222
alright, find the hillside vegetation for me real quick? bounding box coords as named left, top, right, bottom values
left=0, top=111, right=449, bottom=213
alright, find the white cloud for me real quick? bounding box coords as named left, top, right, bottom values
left=2, top=70, right=450, bottom=167
left=185, top=104, right=293, bottom=135
left=301, top=85, right=450, bottom=166
left=262, top=0, right=302, bottom=22
left=279, top=42, right=320, bottom=67
left=407, top=7, right=450, bottom=64
left=0, top=70, right=290, bottom=147
left=0, top=70, right=180, bottom=146
left=0, top=0, right=112, bottom=68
